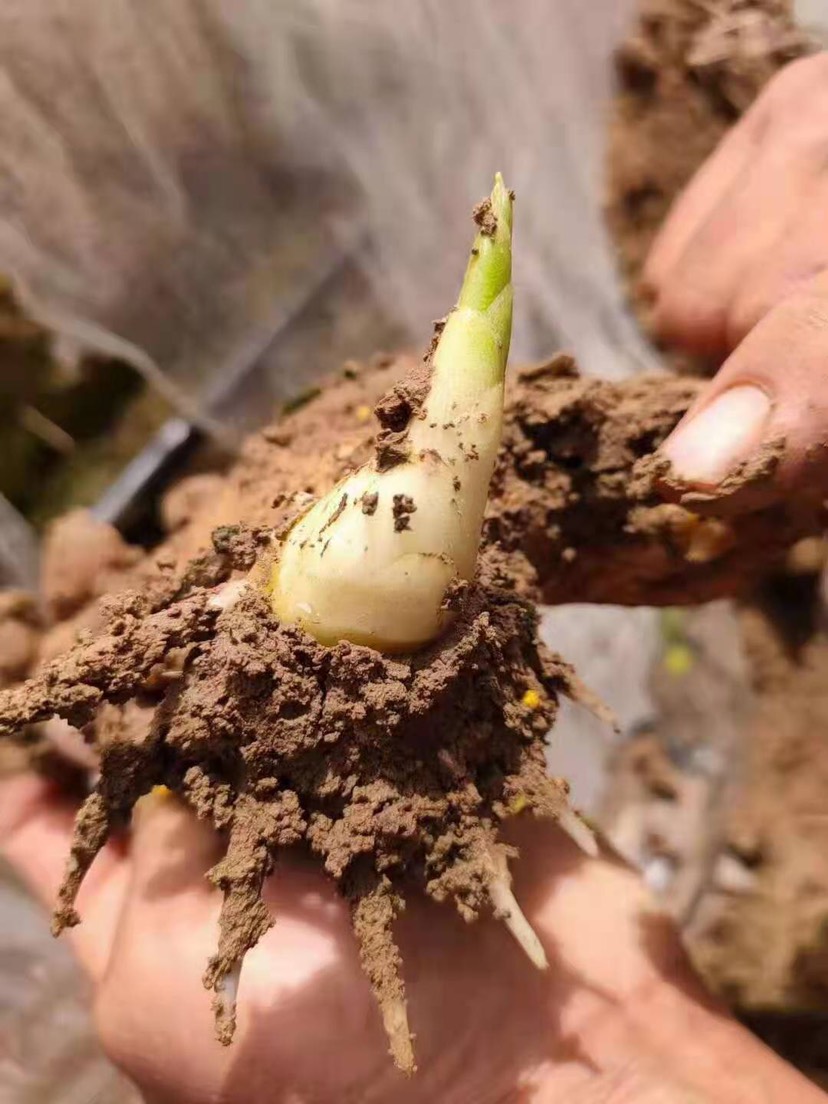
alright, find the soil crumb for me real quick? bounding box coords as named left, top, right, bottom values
left=392, top=494, right=416, bottom=532
left=472, top=197, right=497, bottom=237
left=361, top=491, right=379, bottom=516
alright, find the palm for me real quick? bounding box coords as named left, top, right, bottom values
left=1, top=775, right=822, bottom=1104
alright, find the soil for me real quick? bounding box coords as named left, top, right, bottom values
left=605, top=0, right=810, bottom=374
left=685, top=590, right=828, bottom=1089
left=0, top=523, right=588, bottom=1073
left=3, top=343, right=824, bottom=1072
left=131, top=351, right=824, bottom=609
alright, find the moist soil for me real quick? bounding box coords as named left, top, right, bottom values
left=2, top=346, right=824, bottom=1072
left=605, top=0, right=828, bottom=1087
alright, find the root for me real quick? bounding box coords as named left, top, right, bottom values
left=203, top=791, right=304, bottom=1044
left=213, top=962, right=242, bottom=1041
left=52, top=719, right=168, bottom=934
left=351, top=876, right=415, bottom=1075
left=207, top=579, right=250, bottom=613
left=506, top=747, right=599, bottom=858
left=52, top=790, right=112, bottom=934
left=486, top=844, right=548, bottom=971
left=556, top=806, right=598, bottom=858
left=558, top=664, right=619, bottom=734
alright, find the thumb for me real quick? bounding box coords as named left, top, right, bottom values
left=660, top=273, right=828, bottom=513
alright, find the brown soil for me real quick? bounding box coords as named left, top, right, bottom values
left=4, top=344, right=825, bottom=1072
left=135, top=352, right=824, bottom=609
left=605, top=0, right=810, bottom=373
left=0, top=523, right=590, bottom=1074
left=686, top=591, right=828, bottom=1088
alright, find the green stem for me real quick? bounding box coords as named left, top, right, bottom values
left=422, top=174, right=514, bottom=422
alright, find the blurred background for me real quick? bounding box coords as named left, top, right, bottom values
left=0, top=0, right=655, bottom=583
left=2, top=1, right=828, bottom=1100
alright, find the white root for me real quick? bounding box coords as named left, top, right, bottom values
left=488, top=850, right=548, bottom=970
left=381, top=998, right=416, bottom=1075
left=556, top=805, right=599, bottom=859
left=208, top=579, right=250, bottom=612
left=213, top=961, right=242, bottom=1026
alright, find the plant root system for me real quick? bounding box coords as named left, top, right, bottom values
left=0, top=535, right=597, bottom=1072
left=1, top=354, right=824, bottom=1072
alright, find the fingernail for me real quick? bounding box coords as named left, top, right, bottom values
left=662, top=385, right=772, bottom=485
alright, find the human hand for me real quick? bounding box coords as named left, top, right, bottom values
left=1, top=774, right=821, bottom=1103
left=643, top=53, right=828, bottom=500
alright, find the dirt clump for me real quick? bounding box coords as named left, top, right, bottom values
left=471, top=196, right=498, bottom=237
left=0, top=532, right=587, bottom=1072
left=2, top=350, right=825, bottom=1072
left=41, top=508, right=143, bottom=621
left=605, top=0, right=810, bottom=371
left=391, top=494, right=417, bottom=532
left=156, top=353, right=823, bottom=610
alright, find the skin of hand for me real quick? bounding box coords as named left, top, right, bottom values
left=643, top=52, right=828, bottom=501
left=1, top=774, right=823, bottom=1104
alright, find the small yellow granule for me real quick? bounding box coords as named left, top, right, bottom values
left=664, top=643, right=694, bottom=678
left=521, top=688, right=541, bottom=710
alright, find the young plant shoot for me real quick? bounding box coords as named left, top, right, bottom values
left=269, top=173, right=514, bottom=652
left=0, top=175, right=600, bottom=1076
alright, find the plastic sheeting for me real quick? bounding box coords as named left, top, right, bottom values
left=0, top=0, right=654, bottom=431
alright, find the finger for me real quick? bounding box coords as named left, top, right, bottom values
left=127, top=788, right=223, bottom=915
left=659, top=271, right=828, bottom=504
left=38, top=717, right=98, bottom=770
left=729, top=178, right=828, bottom=344
left=0, top=774, right=79, bottom=900
left=642, top=106, right=762, bottom=294
left=643, top=52, right=828, bottom=295
left=649, top=135, right=814, bottom=356
left=0, top=774, right=128, bottom=980
left=93, top=793, right=234, bottom=1096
